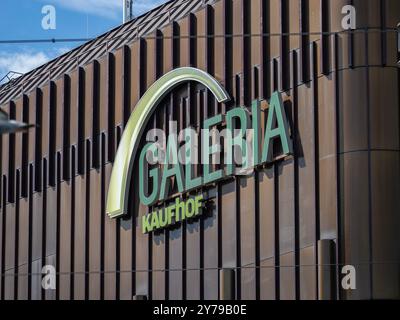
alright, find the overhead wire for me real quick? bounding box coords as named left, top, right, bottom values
left=0, top=27, right=398, bottom=44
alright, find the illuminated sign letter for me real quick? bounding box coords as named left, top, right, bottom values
left=202, top=114, right=224, bottom=185
left=226, top=107, right=251, bottom=175
left=159, top=134, right=184, bottom=202
left=139, top=143, right=160, bottom=206
left=261, top=92, right=293, bottom=163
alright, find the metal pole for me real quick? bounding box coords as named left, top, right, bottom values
left=397, top=23, right=400, bottom=66
left=219, top=269, right=235, bottom=300
left=123, top=0, right=133, bottom=23
left=123, top=0, right=126, bottom=23
left=318, top=239, right=336, bottom=300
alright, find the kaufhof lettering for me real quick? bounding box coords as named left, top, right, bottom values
left=142, top=195, right=204, bottom=233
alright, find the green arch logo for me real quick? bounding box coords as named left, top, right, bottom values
left=106, top=67, right=230, bottom=218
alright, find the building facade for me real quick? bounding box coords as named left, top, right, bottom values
left=0, top=0, right=400, bottom=300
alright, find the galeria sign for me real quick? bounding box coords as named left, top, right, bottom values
left=106, top=67, right=293, bottom=234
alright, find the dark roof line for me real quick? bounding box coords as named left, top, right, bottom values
left=0, top=0, right=217, bottom=105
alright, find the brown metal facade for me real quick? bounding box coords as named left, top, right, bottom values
left=0, top=0, right=400, bottom=300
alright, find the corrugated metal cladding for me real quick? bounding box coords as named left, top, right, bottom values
left=0, top=0, right=399, bottom=300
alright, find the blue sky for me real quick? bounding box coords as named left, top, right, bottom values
left=0, top=0, right=167, bottom=83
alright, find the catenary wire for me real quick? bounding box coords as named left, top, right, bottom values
left=0, top=28, right=398, bottom=44
left=3, top=261, right=400, bottom=277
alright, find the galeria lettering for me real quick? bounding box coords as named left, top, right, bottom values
left=139, top=91, right=293, bottom=207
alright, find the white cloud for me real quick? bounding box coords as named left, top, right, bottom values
left=45, top=0, right=121, bottom=19
left=41, top=0, right=168, bottom=19
left=134, top=0, right=168, bottom=14
left=0, top=51, right=50, bottom=82
left=0, top=46, right=73, bottom=83
left=56, top=47, right=72, bottom=56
